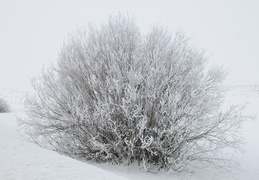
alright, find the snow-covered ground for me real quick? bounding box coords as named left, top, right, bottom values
left=0, top=85, right=259, bottom=180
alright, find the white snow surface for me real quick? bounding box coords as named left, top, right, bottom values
left=0, top=85, right=259, bottom=180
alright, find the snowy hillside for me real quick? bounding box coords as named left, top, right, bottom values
left=0, top=85, right=259, bottom=180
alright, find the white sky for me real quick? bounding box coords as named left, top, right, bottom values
left=0, top=0, right=259, bottom=88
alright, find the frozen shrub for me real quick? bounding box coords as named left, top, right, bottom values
left=20, top=14, right=248, bottom=172
left=0, top=98, right=10, bottom=113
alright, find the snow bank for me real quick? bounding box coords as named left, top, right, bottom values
left=0, top=85, right=259, bottom=179
left=0, top=89, right=129, bottom=180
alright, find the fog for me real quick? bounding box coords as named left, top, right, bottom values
left=1, top=0, right=258, bottom=88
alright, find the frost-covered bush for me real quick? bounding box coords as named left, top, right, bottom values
left=20, top=14, right=247, bottom=172
left=0, top=98, right=10, bottom=113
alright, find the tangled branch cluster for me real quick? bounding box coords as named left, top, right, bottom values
left=20, top=14, right=246, bottom=172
